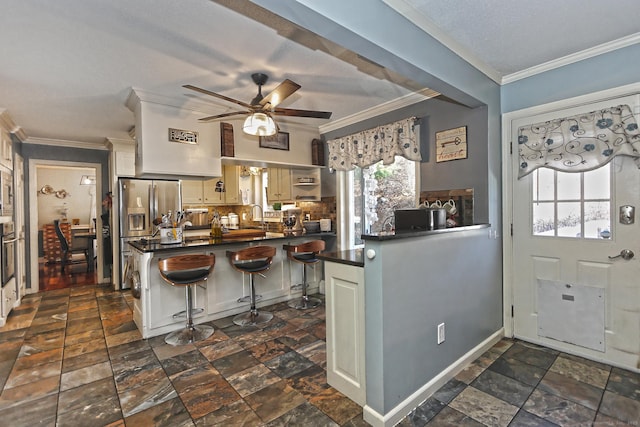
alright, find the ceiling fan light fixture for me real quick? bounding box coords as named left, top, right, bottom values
left=243, top=112, right=277, bottom=136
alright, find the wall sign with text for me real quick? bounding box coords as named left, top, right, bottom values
left=435, top=126, right=467, bottom=162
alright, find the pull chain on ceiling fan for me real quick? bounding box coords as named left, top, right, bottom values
left=183, top=73, right=332, bottom=136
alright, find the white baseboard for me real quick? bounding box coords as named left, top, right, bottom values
left=363, top=328, right=504, bottom=427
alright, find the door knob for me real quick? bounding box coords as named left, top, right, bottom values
left=608, top=249, right=634, bottom=260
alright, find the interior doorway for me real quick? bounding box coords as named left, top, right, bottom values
left=28, top=160, right=104, bottom=292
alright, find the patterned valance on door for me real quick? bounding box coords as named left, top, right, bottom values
left=517, top=104, right=640, bottom=178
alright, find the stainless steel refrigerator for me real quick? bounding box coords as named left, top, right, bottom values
left=118, top=178, right=181, bottom=289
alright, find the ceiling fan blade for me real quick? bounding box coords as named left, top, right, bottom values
left=259, top=79, right=301, bottom=108
left=273, top=107, right=332, bottom=119
left=183, top=84, right=253, bottom=109
left=197, top=111, right=249, bottom=122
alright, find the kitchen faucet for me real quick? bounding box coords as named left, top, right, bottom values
left=250, top=204, right=266, bottom=230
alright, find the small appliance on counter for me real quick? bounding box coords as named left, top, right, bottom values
left=320, top=218, right=332, bottom=232
left=303, top=220, right=320, bottom=233
left=228, top=213, right=239, bottom=229
left=185, top=208, right=209, bottom=226
left=284, top=208, right=304, bottom=235
left=394, top=208, right=446, bottom=233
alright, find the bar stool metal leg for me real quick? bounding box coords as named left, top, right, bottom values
left=165, top=284, right=214, bottom=346
left=233, top=274, right=273, bottom=326
left=288, top=264, right=321, bottom=309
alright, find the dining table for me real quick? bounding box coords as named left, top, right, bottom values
left=74, top=231, right=97, bottom=271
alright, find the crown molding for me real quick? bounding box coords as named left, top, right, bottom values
left=502, top=32, right=640, bottom=84
left=0, top=109, right=27, bottom=141
left=105, top=137, right=135, bottom=151
left=126, top=87, right=225, bottom=116
left=382, top=0, right=503, bottom=84
left=319, top=89, right=439, bottom=134
left=384, top=0, right=640, bottom=86
left=25, top=137, right=110, bottom=151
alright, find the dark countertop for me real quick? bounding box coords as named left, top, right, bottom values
left=361, top=223, right=490, bottom=241
left=317, top=249, right=364, bottom=267
left=182, top=224, right=212, bottom=230
left=129, top=232, right=336, bottom=253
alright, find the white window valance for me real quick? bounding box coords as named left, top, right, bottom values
left=517, top=104, right=640, bottom=178
left=327, top=117, right=420, bottom=171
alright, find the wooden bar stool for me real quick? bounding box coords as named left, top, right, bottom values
left=227, top=245, right=276, bottom=326
left=284, top=240, right=324, bottom=309
left=158, top=254, right=215, bottom=345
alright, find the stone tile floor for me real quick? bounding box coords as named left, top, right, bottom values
left=0, top=284, right=638, bottom=426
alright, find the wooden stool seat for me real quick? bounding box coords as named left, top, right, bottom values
left=284, top=240, right=325, bottom=309
left=227, top=245, right=276, bottom=326
left=158, top=254, right=215, bottom=345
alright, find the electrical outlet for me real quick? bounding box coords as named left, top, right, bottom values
left=437, top=323, right=445, bottom=344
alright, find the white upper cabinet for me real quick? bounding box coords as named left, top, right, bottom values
left=267, top=168, right=292, bottom=202
left=182, top=165, right=240, bottom=206
left=181, top=180, right=205, bottom=204
left=204, top=165, right=240, bottom=205
left=0, top=128, right=13, bottom=171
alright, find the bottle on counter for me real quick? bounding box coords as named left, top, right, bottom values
left=210, top=211, right=223, bottom=240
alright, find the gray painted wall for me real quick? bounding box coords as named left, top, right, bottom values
left=21, top=143, right=110, bottom=288
left=322, top=98, right=489, bottom=223
left=364, top=228, right=501, bottom=414
left=502, top=44, right=640, bottom=113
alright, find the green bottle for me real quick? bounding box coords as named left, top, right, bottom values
left=211, top=212, right=222, bottom=239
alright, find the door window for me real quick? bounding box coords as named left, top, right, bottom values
left=532, top=164, right=611, bottom=239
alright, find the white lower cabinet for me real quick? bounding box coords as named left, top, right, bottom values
left=0, top=278, right=17, bottom=326
left=325, top=261, right=366, bottom=406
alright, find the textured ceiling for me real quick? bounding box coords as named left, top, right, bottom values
left=391, top=0, right=640, bottom=78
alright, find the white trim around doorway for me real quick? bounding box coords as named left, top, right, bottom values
left=28, top=159, right=105, bottom=293
left=501, top=81, right=640, bottom=339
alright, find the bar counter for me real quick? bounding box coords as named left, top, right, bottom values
left=129, top=231, right=335, bottom=253
left=128, top=231, right=335, bottom=339
left=317, top=249, right=364, bottom=267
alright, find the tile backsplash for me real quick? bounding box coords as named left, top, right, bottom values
left=183, top=196, right=337, bottom=232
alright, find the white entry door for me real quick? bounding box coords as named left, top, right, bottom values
left=510, top=96, right=640, bottom=370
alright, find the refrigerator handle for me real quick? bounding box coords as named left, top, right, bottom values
left=150, top=184, right=158, bottom=225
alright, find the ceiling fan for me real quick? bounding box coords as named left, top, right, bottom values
left=183, top=73, right=332, bottom=136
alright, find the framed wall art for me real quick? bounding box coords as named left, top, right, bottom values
left=168, top=127, right=198, bottom=145
left=435, top=126, right=467, bottom=162
left=259, top=131, right=289, bottom=150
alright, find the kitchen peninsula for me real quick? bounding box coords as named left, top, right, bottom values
left=320, top=224, right=503, bottom=427
left=128, top=231, right=335, bottom=339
